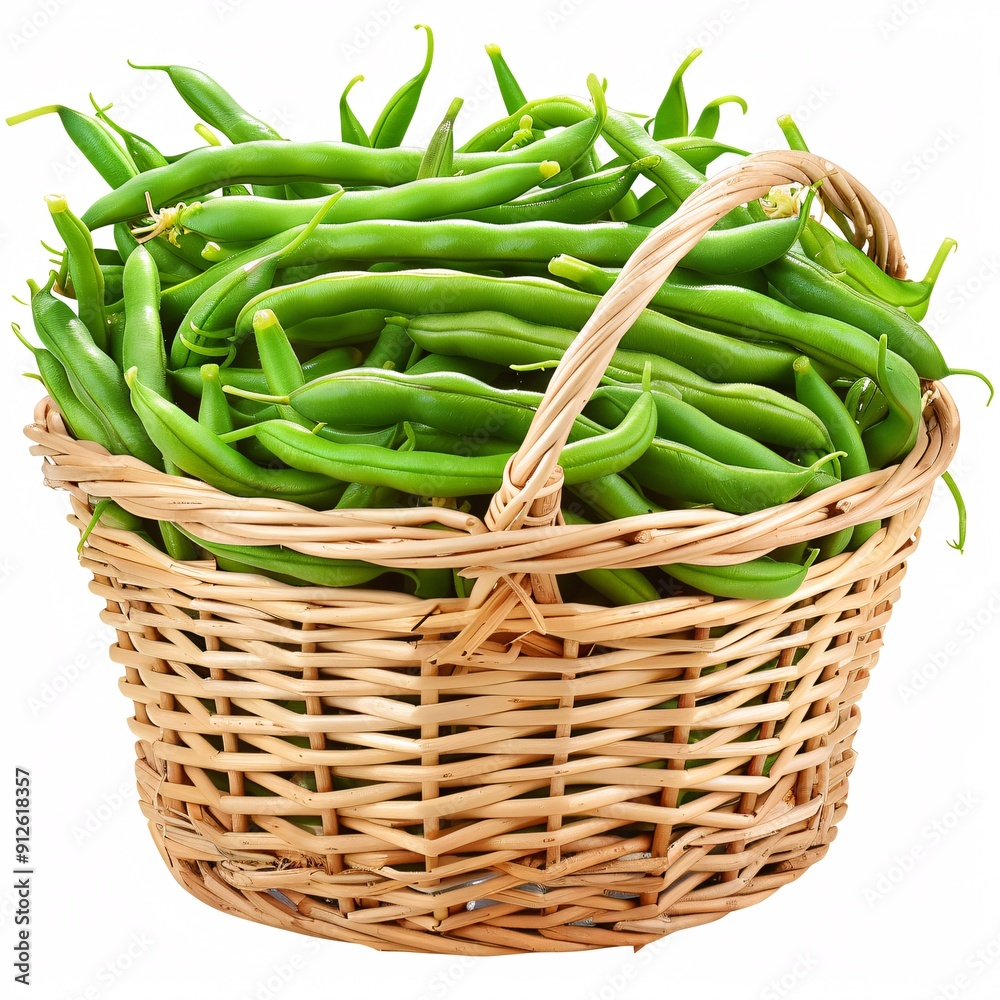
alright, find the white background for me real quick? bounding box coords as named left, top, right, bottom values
left=1, top=0, right=997, bottom=998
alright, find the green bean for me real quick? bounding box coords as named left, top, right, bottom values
left=42, top=239, right=68, bottom=293
left=626, top=433, right=838, bottom=514
left=666, top=266, right=769, bottom=295
left=793, top=358, right=870, bottom=482
left=191, top=361, right=283, bottom=508
left=666, top=550, right=819, bottom=600
left=601, top=136, right=748, bottom=175
left=633, top=182, right=667, bottom=215
left=652, top=48, right=701, bottom=139
left=78, top=499, right=191, bottom=560
left=332, top=430, right=417, bottom=526
left=339, top=74, right=371, bottom=147
left=45, top=195, right=107, bottom=351
left=940, top=471, right=967, bottom=554
left=454, top=299, right=797, bottom=387
left=448, top=157, right=654, bottom=225
left=197, top=364, right=234, bottom=435
left=416, top=97, right=463, bottom=179
left=547, top=197, right=806, bottom=277
left=165, top=160, right=560, bottom=241
left=93, top=248, right=123, bottom=266
left=128, top=58, right=288, bottom=198
left=89, top=95, right=169, bottom=171
left=124, top=368, right=343, bottom=506
left=403, top=353, right=499, bottom=380
left=6, top=104, right=136, bottom=188
left=558, top=511, right=660, bottom=605
left=586, top=384, right=807, bottom=475
left=223, top=390, right=402, bottom=450
left=691, top=95, right=748, bottom=140
left=362, top=321, right=419, bottom=371
left=799, top=216, right=955, bottom=318
left=232, top=387, right=656, bottom=497
left=158, top=228, right=304, bottom=324
left=335, top=480, right=402, bottom=510
left=773, top=113, right=860, bottom=242
left=776, top=113, right=810, bottom=154
left=121, top=243, right=169, bottom=399
left=281, top=309, right=389, bottom=346
left=232, top=272, right=825, bottom=447
left=468, top=94, right=740, bottom=214
left=192, top=124, right=255, bottom=197
left=253, top=308, right=304, bottom=396
left=411, top=522, right=462, bottom=598
left=458, top=96, right=580, bottom=152
left=370, top=24, right=434, bottom=148
left=313, top=423, right=404, bottom=449
left=227, top=367, right=608, bottom=447
left=75, top=498, right=158, bottom=554
left=845, top=377, right=889, bottom=434
left=279, top=217, right=651, bottom=268
left=764, top=249, right=951, bottom=380
left=404, top=423, right=518, bottom=458
left=604, top=108, right=748, bottom=217
left=630, top=196, right=673, bottom=228
left=128, top=61, right=284, bottom=142
left=608, top=185, right=641, bottom=223
left=793, top=355, right=880, bottom=551
left=12, top=322, right=111, bottom=447
left=98, top=264, right=126, bottom=303
left=485, top=43, right=527, bottom=115
left=567, top=471, right=659, bottom=524
left=82, top=135, right=597, bottom=227
left=334, top=427, right=413, bottom=509
left=29, top=273, right=160, bottom=467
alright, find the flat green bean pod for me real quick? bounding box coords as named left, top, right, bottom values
left=6, top=103, right=136, bottom=187
left=394, top=309, right=828, bottom=448
left=229, top=366, right=609, bottom=446
left=232, top=387, right=657, bottom=497
left=158, top=161, right=560, bottom=241
left=45, top=195, right=108, bottom=351
left=125, top=368, right=343, bottom=506
left=370, top=24, right=434, bottom=148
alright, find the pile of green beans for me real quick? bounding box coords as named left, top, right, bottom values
left=8, top=28, right=981, bottom=606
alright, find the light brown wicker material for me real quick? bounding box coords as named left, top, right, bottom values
left=25, top=150, right=957, bottom=955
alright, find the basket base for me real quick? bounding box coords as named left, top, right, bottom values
left=133, top=734, right=857, bottom=955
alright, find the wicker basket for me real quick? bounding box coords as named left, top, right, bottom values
left=24, top=151, right=959, bottom=955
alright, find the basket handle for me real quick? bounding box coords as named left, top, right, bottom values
left=484, top=148, right=905, bottom=534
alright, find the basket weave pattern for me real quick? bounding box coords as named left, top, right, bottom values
left=24, top=151, right=959, bottom=954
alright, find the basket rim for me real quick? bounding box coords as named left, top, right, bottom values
left=27, top=380, right=957, bottom=584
